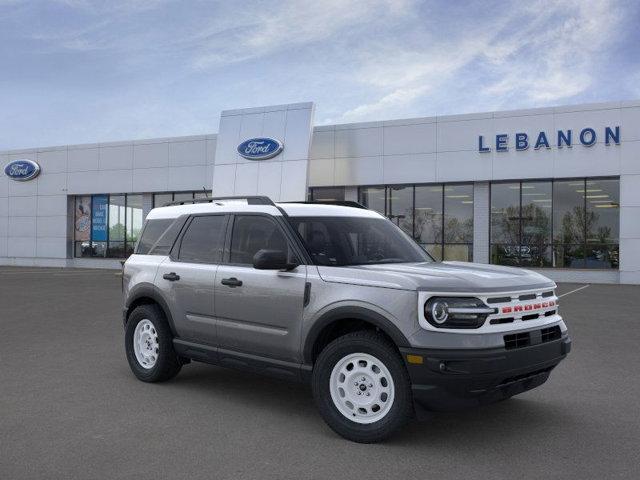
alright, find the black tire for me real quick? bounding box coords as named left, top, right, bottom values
left=312, top=330, right=414, bottom=443
left=125, top=304, right=182, bottom=383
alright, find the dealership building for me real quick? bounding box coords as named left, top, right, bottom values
left=1, top=100, right=639, bottom=284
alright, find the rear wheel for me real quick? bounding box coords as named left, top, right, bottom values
left=312, top=331, right=413, bottom=443
left=125, top=304, right=182, bottom=382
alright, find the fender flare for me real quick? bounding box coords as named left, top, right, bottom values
left=125, top=283, right=177, bottom=336
left=302, top=305, right=411, bottom=364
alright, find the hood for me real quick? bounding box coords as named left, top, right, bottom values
left=316, top=261, right=555, bottom=293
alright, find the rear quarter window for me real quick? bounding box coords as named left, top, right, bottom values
left=136, top=217, right=186, bottom=255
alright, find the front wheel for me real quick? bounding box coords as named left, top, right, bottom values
left=312, top=331, right=413, bottom=443
left=125, top=304, right=182, bottom=382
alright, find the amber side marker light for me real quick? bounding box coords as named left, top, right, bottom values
left=406, top=355, right=424, bottom=365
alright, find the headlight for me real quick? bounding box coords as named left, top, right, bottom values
left=424, top=297, right=494, bottom=329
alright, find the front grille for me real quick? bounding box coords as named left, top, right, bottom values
left=504, top=332, right=530, bottom=350
left=490, top=317, right=514, bottom=325
left=518, top=293, right=537, bottom=301
left=487, top=296, right=512, bottom=304
left=498, top=367, right=553, bottom=387
left=541, top=326, right=562, bottom=342
left=522, top=313, right=539, bottom=321
left=504, top=326, right=562, bottom=350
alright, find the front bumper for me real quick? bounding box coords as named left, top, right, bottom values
left=400, top=334, right=571, bottom=411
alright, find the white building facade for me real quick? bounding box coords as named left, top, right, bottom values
left=1, top=100, right=639, bottom=284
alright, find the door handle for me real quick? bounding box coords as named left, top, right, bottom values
left=221, top=277, right=243, bottom=287
left=163, top=272, right=180, bottom=281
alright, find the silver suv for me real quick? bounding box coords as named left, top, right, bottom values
left=122, top=196, right=570, bottom=442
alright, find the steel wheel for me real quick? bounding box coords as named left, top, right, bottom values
left=133, top=319, right=159, bottom=369
left=329, top=352, right=395, bottom=424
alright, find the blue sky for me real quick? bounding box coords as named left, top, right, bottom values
left=1, top=0, right=639, bottom=150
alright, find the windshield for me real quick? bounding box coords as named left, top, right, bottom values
left=289, top=216, right=433, bottom=266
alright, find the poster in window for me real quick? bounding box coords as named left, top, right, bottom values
left=74, top=196, right=91, bottom=241
left=91, top=195, right=108, bottom=242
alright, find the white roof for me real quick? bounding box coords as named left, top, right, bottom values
left=145, top=200, right=382, bottom=220
left=278, top=203, right=381, bottom=218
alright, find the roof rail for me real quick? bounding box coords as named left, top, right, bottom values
left=281, top=200, right=368, bottom=209
left=164, top=196, right=276, bottom=207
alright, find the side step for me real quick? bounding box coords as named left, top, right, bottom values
left=173, top=338, right=312, bottom=383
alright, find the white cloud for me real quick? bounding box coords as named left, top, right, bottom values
left=334, top=0, right=625, bottom=122
left=481, top=0, right=621, bottom=105
left=191, top=0, right=414, bottom=70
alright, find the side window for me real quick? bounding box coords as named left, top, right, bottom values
left=296, top=220, right=336, bottom=265
left=149, top=217, right=187, bottom=255
left=136, top=219, right=173, bottom=254
left=177, top=215, right=226, bottom=264
left=229, top=215, right=290, bottom=264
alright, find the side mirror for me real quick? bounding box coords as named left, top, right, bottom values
left=252, top=249, right=297, bottom=270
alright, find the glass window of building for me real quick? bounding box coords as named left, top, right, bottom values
left=492, top=178, right=619, bottom=269
left=73, top=193, right=149, bottom=259
left=387, top=186, right=413, bottom=236
left=360, top=183, right=474, bottom=262
left=359, top=187, right=386, bottom=215
left=520, top=181, right=552, bottom=267
left=415, top=185, right=443, bottom=260
left=585, top=178, right=619, bottom=268
left=490, top=182, right=521, bottom=266
left=74, top=196, right=92, bottom=257
left=443, top=184, right=474, bottom=262
left=173, top=192, right=194, bottom=203
left=126, top=194, right=143, bottom=255
left=153, top=191, right=212, bottom=207
left=108, top=195, right=126, bottom=257
left=309, top=187, right=345, bottom=202
left=153, top=193, right=173, bottom=207
left=553, top=179, right=587, bottom=268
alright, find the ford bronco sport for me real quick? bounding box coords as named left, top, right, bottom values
left=122, top=196, right=570, bottom=443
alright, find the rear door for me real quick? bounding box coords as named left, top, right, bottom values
left=156, top=214, right=229, bottom=346
left=214, top=214, right=307, bottom=362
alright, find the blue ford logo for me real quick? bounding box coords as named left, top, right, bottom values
left=4, top=159, right=41, bottom=181
left=237, top=137, right=283, bottom=160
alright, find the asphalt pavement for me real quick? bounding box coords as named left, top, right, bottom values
left=0, top=267, right=639, bottom=479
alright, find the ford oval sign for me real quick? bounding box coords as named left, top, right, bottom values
left=4, top=159, right=41, bottom=181
left=237, top=138, right=283, bottom=160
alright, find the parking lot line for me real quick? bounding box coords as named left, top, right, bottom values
left=558, top=284, right=590, bottom=298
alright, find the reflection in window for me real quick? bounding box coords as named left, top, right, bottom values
left=444, top=184, right=474, bottom=261
left=492, top=178, right=619, bottom=269
left=521, top=181, right=552, bottom=267
left=359, top=187, right=386, bottom=215
left=387, top=186, right=413, bottom=235
left=553, top=180, right=585, bottom=268
left=359, top=184, right=473, bottom=262
left=415, top=185, right=443, bottom=260
left=108, top=195, right=126, bottom=258
left=126, top=194, right=143, bottom=254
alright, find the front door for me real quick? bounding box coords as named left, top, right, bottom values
left=156, top=214, right=228, bottom=346
left=214, top=214, right=307, bottom=362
